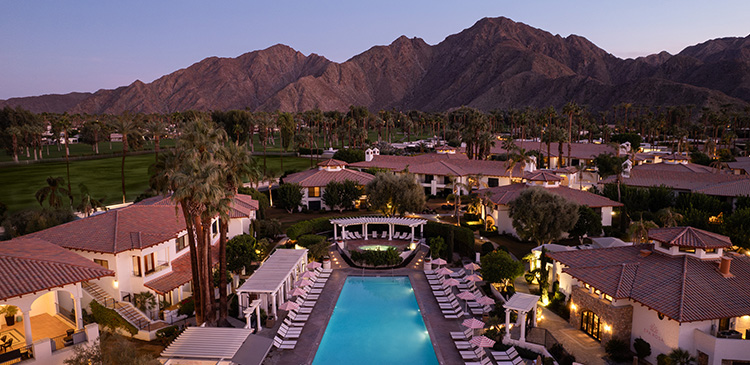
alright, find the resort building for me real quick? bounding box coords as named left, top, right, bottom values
left=349, top=148, right=533, bottom=196
left=282, top=159, right=374, bottom=211
left=475, top=141, right=619, bottom=169
left=728, top=157, right=750, bottom=175
left=479, top=171, right=623, bottom=237
left=0, top=237, right=110, bottom=363
left=23, top=194, right=258, bottom=337
left=546, top=227, right=750, bottom=364
left=601, top=162, right=750, bottom=207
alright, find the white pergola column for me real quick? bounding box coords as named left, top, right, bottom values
left=271, top=292, right=277, bottom=318
left=504, top=309, right=511, bottom=341
left=364, top=223, right=368, bottom=240
left=178, top=285, right=184, bottom=302
left=420, top=224, right=424, bottom=238
left=18, top=303, right=32, bottom=346
left=334, top=224, right=338, bottom=241
left=531, top=304, right=538, bottom=327
left=520, top=311, right=527, bottom=343
left=410, top=226, right=415, bottom=240
left=388, top=224, right=393, bottom=240
left=342, top=226, right=347, bottom=241
left=74, top=292, right=84, bottom=329
left=256, top=305, right=262, bottom=332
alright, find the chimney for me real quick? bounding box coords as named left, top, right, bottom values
left=639, top=249, right=652, bottom=257
left=718, top=256, right=734, bottom=278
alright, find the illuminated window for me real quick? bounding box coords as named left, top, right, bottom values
left=144, top=253, right=155, bottom=274
left=704, top=248, right=716, bottom=254
left=603, top=294, right=613, bottom=302
left=678, top=246, right=696, bottom=253
left=93, top=259, right=109, bottom=269
left=132, top=256, right=142, bottom=277
left=308, top=187, right=320, bottom=197
left=176, top=235, right=188, bottom=252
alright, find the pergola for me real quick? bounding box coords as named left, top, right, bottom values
left=236, top=249, right=308, bottom=323
left=161, top=327, right=273, bottom=365
left=503, top=292, right=539, bottom=343
left=329, top=216, right=427, bottom=241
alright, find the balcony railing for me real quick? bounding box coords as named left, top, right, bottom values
left=145, top=261, right=170, bottom=277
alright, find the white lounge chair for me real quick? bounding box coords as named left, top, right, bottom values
left=273, top=336, right=297, bottom=349
left=465, top=357, right=492, bottom=365
left=491, top=347, right=519, bottom=361
left=404, top=233, right=412, bottom=240
left=451, top=328, right=473, bottom=340
left=283, top=318, right=305, bottom=327
left=454, top=340, right=474, bottom=350
left=451, top=269, right=466, bottom=278
left=460, top=348, right=483, bottom=360
left=288, top=312, right=308, bottom=321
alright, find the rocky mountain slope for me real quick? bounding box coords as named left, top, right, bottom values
left=3, top=17, right=749, bottom=114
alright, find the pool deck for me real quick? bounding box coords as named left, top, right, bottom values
left=260, top=247, right=465, bottom=365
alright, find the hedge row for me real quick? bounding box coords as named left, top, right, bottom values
left=424, top=221, right=475, bottom=258
left=297, top=234, right=326, bottom=247
left=286, top=217, right=333, bottom=240
left=350, top=247, right=402, bottom=267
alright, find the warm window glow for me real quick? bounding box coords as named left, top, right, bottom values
left=308, top=187, right=321, bottom=197
left=603, top=324, right=612, bottom=332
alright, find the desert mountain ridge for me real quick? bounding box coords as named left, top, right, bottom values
left=2, top=16, right=750, bottom=114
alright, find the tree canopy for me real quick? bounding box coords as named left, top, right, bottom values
left=508, top=187, right=579, bottom=245
left=568, top=205, right=602, bottom=242
left=322, top=179, right=361, bottom=212
left=276, top=183, right=303, bottom=213
left=365, top=172, right=425, bottom=216
left=480, top=250, right=524, bottom=288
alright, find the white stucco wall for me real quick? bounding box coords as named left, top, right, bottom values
left=600, top=207, right=613, bottom=226
left=630, top=302, right=680, bottom=363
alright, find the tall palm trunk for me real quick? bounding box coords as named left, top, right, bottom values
left=218, top=218, right=229, bottom=325
left=181, top=204, right=204, bottom=324
left=121, top=135, right=128, bottom=203
left=196, top=214, right=215, bottom=325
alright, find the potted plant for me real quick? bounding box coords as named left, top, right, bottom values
left=1, top=305, right=19, bottom=326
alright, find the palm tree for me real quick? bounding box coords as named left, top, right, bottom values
left=76, top=183, right=107, bottom=217
left=628, top=218, right=658, bottom=244
left=563, top=102, right=580, bottom=167
left=145, top=116, right=167, bottom=159
left=5, top=125, right=21, bottom=163
left=656, top=208, right=683, bottom=227
left=215, top=142, right=251, bottom=325
left=35, top=176, right=72, bottom=210
left=109, top=115, right=141, bottom=203
left=668, top=348, right=696, bottom=365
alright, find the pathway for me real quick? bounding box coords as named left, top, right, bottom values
left=514, top=277, right=608, bottom=365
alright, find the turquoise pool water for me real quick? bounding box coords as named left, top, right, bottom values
left=312, top=276, right=439, bottom=365
left=358, top=244, right=398, bottom=251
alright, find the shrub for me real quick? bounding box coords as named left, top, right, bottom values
left=657, top=354, right=672, bottom=365
left=155, top=325, right=182, bottom=346
left=89, top=301, right=138, bottom=335
left=349, top=247, right=402, bottom=267
left=481, top=241, right=495, bottom=255
left=177, top=297, right=195, bottom=317
left=634, top=337, right=652, bottom=359
left=297, top=234, right=326, bottom=247
left=605, top=338, right=631, bottom=362
left=286, top=217, right=334, bottom=240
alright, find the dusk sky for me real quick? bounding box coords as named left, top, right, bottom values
left=2, top=0, right=749, bottom=100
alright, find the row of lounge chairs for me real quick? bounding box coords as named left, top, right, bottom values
left=273, top=267, right=333, bottom=350
left=341, top=231, right=414, bottom=240
left=451, top=328, right=523, bottom=365
left=430, top=268, right=492, bottom=316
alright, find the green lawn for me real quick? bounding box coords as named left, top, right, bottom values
left=0, top=154, right=320, bottom=213
left=0, top=140, right=175, bottom=163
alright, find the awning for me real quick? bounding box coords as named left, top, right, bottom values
left=504, top=293, right=539, bottom=313
left=161, top=327, right=273, bottom=364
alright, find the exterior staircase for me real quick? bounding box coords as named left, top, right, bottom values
left=82, top=281, right=164, bottom=331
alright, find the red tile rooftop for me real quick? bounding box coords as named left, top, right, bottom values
left=548, top=245, right=750, bottom=322
left=0, top=238, right=114, bottom=300
left=480, top=184, right=623, bottom=208
left=648, top=226, right=732, bottom=249
left=283, top=168, right=374, bottom=187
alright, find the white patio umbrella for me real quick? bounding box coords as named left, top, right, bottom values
left=443, top=278, right=461, bottom=287
left=469, top=335, right=496, bottom=359
left=462, top=317, right=485, bottom=336
left=464, top=262, right=481, bottom=274
left=289, top=287, right=308, bottom=297
left=300, top=271, right=317, bottom=279
left=307, top=261, right=322, bottom=270
left=294, top=279, right=313, bottom=287
left=457, top=291, right=477, bottom=313
left=435, top=267, right=454, bottom=277
left=475, top=295, right=495, bottom=306
left=465, top=274, right=483, bottom=282
left=432, top=258, right=448, bottom=267
left=278, top=301, right=300, bottom=311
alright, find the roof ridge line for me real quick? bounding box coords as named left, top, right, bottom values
left=614, top=263, right=628, bottom=297
left=677, top=255, right=689, bottom=322
left=3, top=253, right=115, bottom=272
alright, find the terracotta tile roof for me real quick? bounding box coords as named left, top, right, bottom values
left=317, top=158, right=347, bottom=167
left=144, top=244, right=220, bottom=295
left=603, top=164, right=750, bottom=196
left=727, top=157, right=750, bottom=173
left=524, top=171, right=563, bottom=182
left=480, top=184, right=623, bottom=207
left=349, top=153, right=525, bottom=178
left=283, top=168, right=374, bottom=187
left=482, top=142, right=616, bottom=160
left=648, top=227, right=732, bottom=249
left=230, top=194, right=259, bottom=218
left=549, top=246, right=750, bottom=322
left=659, top=153, right=691, bottom=161
left=0, top=238, right=114, bottom=300
left=27, top=195, right=256, bottom=254
left=632, top=162, right=717, bottom=174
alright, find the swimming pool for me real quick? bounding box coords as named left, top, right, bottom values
left=358, top=244, right=398, bottom=251
left=312, top=276, right=439, bottom=365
